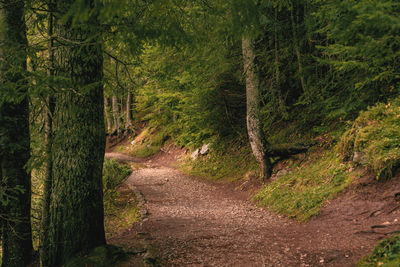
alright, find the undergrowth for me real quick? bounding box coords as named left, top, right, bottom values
left=180, top=141, right=259, bottom=182
left=254, top=150, right=362, bottom=222
left=103, top=159, right=139, bottom=238
left=358, top=234, right=400, bottom=267
left=338, top=97, right=400, bottom=180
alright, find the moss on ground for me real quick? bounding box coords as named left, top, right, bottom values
left=358, top=234, right=400, bottom=267
left=338, top=98, right=400, bottom=180
left=254, top=150, right=362, bottom=222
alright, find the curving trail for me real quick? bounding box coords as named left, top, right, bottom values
left=106, top=152, right=400, bottom=267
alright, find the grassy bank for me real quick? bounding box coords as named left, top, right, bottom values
left=179, top=141, right=259, bottom=182
left=254, top=149, right=362, bottom=221
left=116, top=127, right=169, bottom=158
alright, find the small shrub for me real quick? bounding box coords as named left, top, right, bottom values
left=358, top=234, right=400, bottom=267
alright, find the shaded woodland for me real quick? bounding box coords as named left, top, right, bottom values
left=1, top=0, right=400, bottom=266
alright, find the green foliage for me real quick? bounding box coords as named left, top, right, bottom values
left=133, top=39, right=245, bottom=148
left=338, top=98, right=400, bottom=180
left=311, top=0, right=400, bottom=120
left=358, top=234, right=400, bottom=267
left=254, top=150, right=360, bottom=221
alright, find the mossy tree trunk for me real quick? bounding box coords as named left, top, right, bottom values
left=242, top=37, right=273, bottom=181
left=44, top=0, right=106, bottom=265
left=40, top=1, right=55, bottom=265
left=242, top=37, right=312, bottom=181
left=0, top=0, right=33, bottom=266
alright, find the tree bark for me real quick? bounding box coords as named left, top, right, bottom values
left=45, top=0, right=106, bottom=265
left=242, top=37, right=272, bottom=181
left=126, top=91, right=132, bottom=130
left=274, top=7, right=280, bottom=88
left=40, top=1, right=55, bottom=265
left=273, top=7, right=286, bottom=116
left=112, top=95, right=121, bottom=135
left=290, top=5, right=306, bottom=93
left=104, top=97, right=112, bottom=134
left=0, top=1, right=33, bottom=266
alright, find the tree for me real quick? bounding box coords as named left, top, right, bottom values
left=39, top=0, right=55, bottom=265
left=242, top=36, right=273, bottom=179
left=42, top=0, right=106, bottom=265
left=0, top=0, right=33, bottom=266
left=238, top=1, right=312, bottom=181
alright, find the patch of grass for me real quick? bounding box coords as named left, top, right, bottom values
left=180, top=141, right=259, bottom=182
left=254, top=150, right=362, bottom=222
left=103, top=159, right=140, bottom=238
left=358, top=234, right=400, bottom=267
left=117, top=127, right=169, bottom=158
left=338, top=98, right=400, bottom=180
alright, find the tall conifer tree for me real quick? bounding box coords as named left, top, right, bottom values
left=44, top=0, right=106, bottom=265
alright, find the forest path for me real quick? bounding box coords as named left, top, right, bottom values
left=105, top=152, right=400, bottom=267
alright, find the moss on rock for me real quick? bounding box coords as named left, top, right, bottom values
left=338, top=98, right=400, bottom=180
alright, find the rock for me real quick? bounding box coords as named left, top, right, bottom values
left=276, top=169, right=290, bottom=177
left=200, top=143, right=211, bottom=155
left=244, top=171, right=258, bottom=181
left=353, top=152, right=367, bottom=164
left=146, top=144, right=151, bottom=148
left=191, top=149, right=200, bottom=160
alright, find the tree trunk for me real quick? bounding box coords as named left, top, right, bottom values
left=290, top=5, right=306, bottom=93
left=126, top=91, right=132, bottom=130
left=242, top=37, right=272, bottom=181
left=45, top=0, right=106, bottom=265
left=40, top=2, right=55, bottom=265
left=112, top=95, right=120, bottom=135
left=274, top=7, right=280, bottom=88
left=104, top=97, right=112, bottom=134
left=273, top=7, right=286, bottom=117
left=0, top=1, right=33, bottom=266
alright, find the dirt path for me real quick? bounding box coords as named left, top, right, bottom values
left=106, top=152, right=400, bottom=266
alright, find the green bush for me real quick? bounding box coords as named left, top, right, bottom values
left=358, top=234, right=400, bottom=267
left=338, top=98, right=400, bottom=180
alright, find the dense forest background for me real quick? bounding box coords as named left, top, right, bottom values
left=1, top=0, right=400, bottom=266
